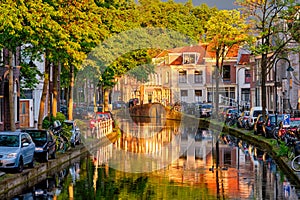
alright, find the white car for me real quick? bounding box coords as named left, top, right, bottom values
left=247, top=107, right=268, bottom=129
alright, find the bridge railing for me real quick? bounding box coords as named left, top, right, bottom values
left=94, top=119, right=113, bottom=138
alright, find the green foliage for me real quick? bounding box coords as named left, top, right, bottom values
left=55, top=112, right=66, bottom=124
left=20, top=61, right=42, bottom=96
left=42, top=113, right=65, bottom=129
left=42, top=115, right=55, bottom=129
left=203, top=9, right=250, bottom=62
left=61, top=123, right=72, bottom=141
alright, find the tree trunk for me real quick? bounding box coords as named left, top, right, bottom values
left=52, top=62, right=58, bottom=117
left=261, top=53, right=268, bottom=119
left=68, top=65, right=74, bottom=120
left=214, top=53, right=221, bottom=119
left=140, top=84, right=144, bottom=105
left=8, top=50, right=16, bottom=131
left=104, top=88, right=109, bottom=111
left=38, top=56, right=50, bottom=129
left=214, top=67, right=220, bottom=118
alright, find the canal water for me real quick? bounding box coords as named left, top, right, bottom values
left=11, top=119, right=300, bottom=200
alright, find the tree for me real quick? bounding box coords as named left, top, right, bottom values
left=200, top=9, right=250, bottom=170
left=202, top=9, right=250, bottom=117
left=84, top=0, right=218, bottom=110
left=235, top=0, right=299, bottom=118
left=0, top=0, right=57, bottom=130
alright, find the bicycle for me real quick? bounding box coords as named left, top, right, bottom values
left=291, top=154, right=300, bottom=171
left=49, top=125, right=69, bottom=153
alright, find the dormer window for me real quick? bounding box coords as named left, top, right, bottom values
left=183, top=53, right=199, bottom=64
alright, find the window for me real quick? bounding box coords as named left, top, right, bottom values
left=165, top=72, right=169, bottom=84
left=179, top=70, right=187, bottom=83
left=223, top=65, right=230, bottom=80
left=194, top=70, right=203, bottom=83
left=181, top=90, right=188, bottom=96
left=195, top=90, right=202, bottom=102
left=180, top=90, right=188, bottom=102
left=183, top=53, right=199, bottom=64
left=245, top=69, right=251, bottom=83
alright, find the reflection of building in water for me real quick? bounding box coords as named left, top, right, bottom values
left=90, top=120, right=298, bottom=199
left=116, top=120, right=180, bottom=154
left=92, top=143, right=113, bottom=166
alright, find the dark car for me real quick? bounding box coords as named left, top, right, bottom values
left=264, top=114, right=283, bottom=134
left=199, top=104, right=213, bottom=117
left=22, top=129, right=57, bottom=162
left=63, top=120, right=81, bottom=147
left=254, top=114, right=282, bottom=138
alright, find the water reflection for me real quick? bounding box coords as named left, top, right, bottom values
left=11, top=120, right=300, bottom=199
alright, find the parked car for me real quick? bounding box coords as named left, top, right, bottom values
left=199, top=104, right=213, bottom=117
left=219, top=106, right=235, bottom=121
left=254, top=114, right=282, bottom=138
left=112, top=101, right=126, bottom=110
left=247, top=107, right=268, bottom=130
left=225, top=108, right=239, bottom=119
left=0, top=131, right=35, bottom=172
left=237, top=111, right=250, bottom=128
left=263, top=114, right=283, bottom=138
left=22, top=129, right=56, bottom=162
left=63, top=120, right=81, bottom=147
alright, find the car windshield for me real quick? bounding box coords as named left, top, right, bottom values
left=229, top=109, right=238, bottom=113
left=28, top=131, right=47, bottom=142
left=243, top=111, right=250, bottom=116
left=201, top=105, right=212, bottom=109
left=0, top=135, right=19, bottom=147
left=253, top=110, right=263, bottom=117
left=290, top=119, right=300, bottom=127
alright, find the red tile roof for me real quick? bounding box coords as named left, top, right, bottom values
left=238, top=54, right=250, bottom=65
left=155, top=43, right=240, bottom=65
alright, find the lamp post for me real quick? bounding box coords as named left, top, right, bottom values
left=274, top=57, right=294, bottom=125
left=236, top=66, right=249, bottom=114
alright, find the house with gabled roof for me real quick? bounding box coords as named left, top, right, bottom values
left=148, top=43, right=243, bottom=106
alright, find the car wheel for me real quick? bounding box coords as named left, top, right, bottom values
left=17, top=158, right=24, bottom=173
left=76, top=137, right=81, bottom=145
left=262, top=126, right=267, bottom=137
left=71, top=142, right=76, bottom=148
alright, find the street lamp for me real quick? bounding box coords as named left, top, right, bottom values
left=274, top=57, right=294, bottom=125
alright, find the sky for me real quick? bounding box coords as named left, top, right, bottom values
left=171, top=0, right=239, bottom=10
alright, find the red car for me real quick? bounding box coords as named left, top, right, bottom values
left=89, top=112, right=114, bottom=129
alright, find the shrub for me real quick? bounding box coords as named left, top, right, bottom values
left=56, top=112, right=66, bottom=124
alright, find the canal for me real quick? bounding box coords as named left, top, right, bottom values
left=10, top=119, right=300, bottom=199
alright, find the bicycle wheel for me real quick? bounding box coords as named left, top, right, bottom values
left=291, top=155, right=300, bottom=171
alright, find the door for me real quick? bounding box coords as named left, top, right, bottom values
left=20, top=100, right=30, bottom=128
